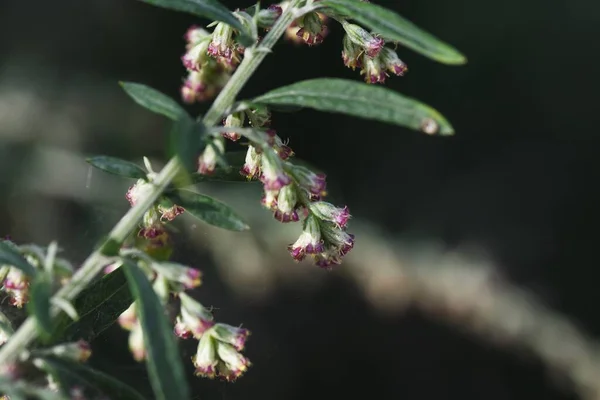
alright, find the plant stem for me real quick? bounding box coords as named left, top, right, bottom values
left=0, top=0, right=302, bottom=364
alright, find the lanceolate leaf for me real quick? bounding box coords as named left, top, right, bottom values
left=122, top=261, right=191, bottom=400
left=52, top=268, right=133, bottom=343
left=169, top=189, right=250, bottom=231
left=137, top=0, right=243, bottom=32
left=252, top=78, right=455, bottom=135
left=27, top=273, right=53, bottom=341
left=0, top=241, right=38, bottom=277
left=42, top=357, right=147, bottom=400
left=120, top=82, right=190, bottom=121
left=86, top=156, right=147, bottom=180
left=318, top=0, right=466, bottom=65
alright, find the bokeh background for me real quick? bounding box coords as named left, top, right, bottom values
left=2, top=0, right=600, bottom=399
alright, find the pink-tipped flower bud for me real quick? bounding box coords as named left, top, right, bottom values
left=309, top=202, right=351, bottom=228
left=207, top=22, right=242, bottom=69
left=179, top=292, right=215, bottom=338
left=260, top=151, right=291, bottom=191
left=294, top=12, right=326, bottom=46
left=125, top=179, right=153, bottom=207
left=222, top=111, right=245, bottom=141
left=288, top=215, right=324, bottom=261
left=341, top=34, right=363, bottom=70
left=241, top=145, right=262, bottom=180
left=128, top=322, right=146, bottom=362
left=48, top=340, right=92, bottom=363
left=212, top=323, right=251, bottom=351
left=153, top=262, right=202, bottom=289
left=379, top=47, right=408, bottom=76
left=181, top=39, right=210, bottom=72
left=198, top=136, right=226, bottom=175
left=118, top=302, right=137, bottom=331
left=216, top=342, right=251, bottom=381
left=342, top=21, right=384, bottom=58
left=361, top=54, right=387, bottom=84
left=193, top=333, right=218, bottom=378
left=288, top=164, right=327, bottom=197
left=274, top=184, right=299, bottom=223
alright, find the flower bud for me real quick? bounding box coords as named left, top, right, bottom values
left=198, top=136, right=226, bottom=175
left=222, top=112, right=245, bottom=141
left=295, top=12, right=325, bottom=46
left=157, top=204, right=185, bottom=222
left=260, top=151, right=291, bottom=191
left=48, top=340, right=92, bottom=363
left=129, top=322, right=146, bottom=362
left=309, top=202, right=351, bottom=228
left=207, top=22, right=241, bottom=69
left=288, top=215, right=324, bottom=261
left=212, top=323, right=251, bottom=351
left=153, top=262, right=202, bottom=290
left=274, top=184, right=299, bottom=223
left=241, top=145, right=262, bottom=179
left=181, top=39, right=210, bottom=72
left=216, top=342, right=251, bottom=381
left=118, top=302, right=137, bottom=331
left=179, top=293, right=215, bottom=338
left=193, top=334, right=218, bottom=378
left=379, top=47, right=408, bottom=76
left=257, top=5, right=282, bottom=29
left=342, top=34, right=363, bottom=70
left=261, top=189, right=278, bottom=210
left=125, top=179, right=153, bottom=207
left=185, top=25, right=211, bottom=45
left=342, top=22, right=384, bottom=58
left=288, top=164, right=327, bottom=197
left=361, top=54, right=386, bottom=84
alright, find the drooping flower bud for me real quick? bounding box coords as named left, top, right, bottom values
left=342, top=21, right=384, bottom=58
left=241, top=145, right=262, bottom=179
left=274, top=184, right=299, bottom=223
left=118, top=302, right=137, bottom=331
left=222, top=112, right=245, bottom=141
left=193, top=333, right=218, bottom=378
left=379, top=47, right=408, bottom=76
left=360, top=54, right=387, bottom=84
left=288, top=164, right=327, bottom=198
left=288, top=215, right=324, bottom=261
left=198, top=136, right=226, bottom=175
left=341, top=34, right=363, bottom=70
left=216, top=342, right=251, bottom=381
left=211, top=323, right=251, bottom=352
left=128, top=322, right=146, bottom=362
left=260, top=151, right=291, bottom=191
left=47, top=340, right=92, bottom=363
left=179, top=293, right=215, bottom=338
left=309, top=202, right=351, bottom=228
left=181, top=39, right=211, bottom=72
left=295, top=12, right=326, bottom=46
left=207, top=22, right=242, bottom=69
left=125, top=179, right=153, bottom=207
left=152, top=262, right=202, bottom=290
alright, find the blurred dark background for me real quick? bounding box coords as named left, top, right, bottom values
left=1, top=0, right=600, bottom=399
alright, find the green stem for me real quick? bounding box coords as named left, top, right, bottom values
left=0, top=0, right=302, bottom=364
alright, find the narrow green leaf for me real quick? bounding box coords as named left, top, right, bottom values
left=0, top=311, right=14, bottom=336
left=86, top=156, right=147, bottom=180
left=0, top=241, right=37, bottom=277
left=52, top=268, right=132, bottom=343
left=27, top=273, right=53, bottom=341
left=169, top=189, right=249, bottom=231
left=137, top=0, right=243, bottom=31
left=120, top=82, right=189, bottom=121
left=319, top=0, right=466, bottom=65
left=168, top=117, right=206, bottom=172
left=122, top=261, right=190, bottom=400
left=41, top=357, right=147, bottom=400
left=252, top=78, right=455, bottom=135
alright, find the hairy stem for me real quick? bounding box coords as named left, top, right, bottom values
left=0, top=0, right=302, bottom=364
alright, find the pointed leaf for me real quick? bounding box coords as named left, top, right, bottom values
left=27, top=273, right=53, bottom=341
left=120, top=82, right=189, bottom=121
left=41, top=357, right=147, bottom=400
left=252, top=78, right=455, bottom=135
left=52, top=268, right=132, bottom=343
left=0, top=241, right=37, bottom=277
left=318, top=0, right=466, bottom=65
left=169, top=189, right=249, bottom=231
left=86, top=156, right=147, bottom=180
left=122, top=260, right=190, bottom=400
left=137, top=0, right=243, bottom=31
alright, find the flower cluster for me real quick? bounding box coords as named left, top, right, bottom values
left=0, top=240, right=73, bottom=311
left=110, top=253, right=251, bottom=381
left=207, top=106, right=354, bottom=269
left=341, top=21, right=408, bottom=84
left=125, top=158, right=185, bottom=250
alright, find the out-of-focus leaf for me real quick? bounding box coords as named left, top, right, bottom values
left=137, top=0, right=244, bottom=32
left=318, top=0, right=466, bottom=65
left=120, top=82, right=189, bottom=121
left=168, top=117, right=206, bottom=173
left=0, top=241, right=37, bottom=277
left=86, top=156, right=147, bottom=180
left=27, top=273, right=53, bottom=341
left=252, top=78, right=455, bottom=135
left=168, top=189, right=250, bottom=231
left=122, top=260, right=190, bottom=400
